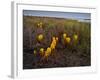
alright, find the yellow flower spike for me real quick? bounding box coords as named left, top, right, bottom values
left=73, top=34, right=78, bottom=40
left=63, top=33, right=67, bottom=39
left=33, top=50, right=37, bottom=55
left=52, top=37, right=56, bottom=41
left=50, top=43, right=55, bottom=50
left=65, top=37, right=71, bottom=43
left=40, top=48, right=44, bottom=55
left=47, top=47, right=51, bottom=53
left=45, top=47, right=51, bottom=57
left=56, top=37, right=58, bottom=42
left=39, top=22, right=43, bottom=28
left=40, top=22, right=42, bottom=25
left=37, top=34, right=44, bottom=41
left=52, top=39, right=56, bottom=45
left=37, top=23, right=40, bottom=27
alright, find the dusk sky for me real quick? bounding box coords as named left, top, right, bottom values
left=23, top=10, right=91, bottom=21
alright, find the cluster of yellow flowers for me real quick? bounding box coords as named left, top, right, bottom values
left=44, top=37, right=58, bottom=59
left=63, top=33, right=71, bottom=44
left=34, top=34, right=78, bottom=57
left=33, top=36, right=58, bottom=60
left=63, top=33, right=78, bottom=44
left=37, top=22, right=43, bottom=28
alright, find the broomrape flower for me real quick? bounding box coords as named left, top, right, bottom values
left=45, top=47, right=51, bottom=58
left=33, top=50, right=37, bottom=55
left=37, top=34, right=44, bottom=41
left=37, top=23, right=40, bottom=27
left=52, top=37, right=56, bottom=41
left=73, top=34, right=78, bottom=40
left=50, top=43, right=55, bottom=50
left=39, top=22, right=43, bottom=28
left=47, top=47, right=51, bottom=54
left=52, top=39, right=56, bottom=45
left=52, top=36, right=57, bottom=44
left=55, top=37, right=58, bottom=42
left=50, top=36, right=57, bottom=50
left=40, top=48, right=44, bottom=56
left=43, top=36, right=58, bottom=59
left=65, top=37, right=71, bottom=43
left=37, top=22, right=43, bottom=28
left=63, top=33, right=67, bottom=39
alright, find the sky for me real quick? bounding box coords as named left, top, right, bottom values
left=23, top=10, right=91, bottom=21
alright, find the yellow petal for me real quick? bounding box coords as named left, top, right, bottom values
left=40, top=48, right=44, bottom=53
left=65, top=37, right=71, bottom=43
left=56, top=37, right=58, bottom=41
left=33, top=50, right=37, bottom=55
left=63, top=33, right=67, bottom=39
left=74, top=34, right=78, bottom=40
left=37, top=34, right=44, bottom=41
